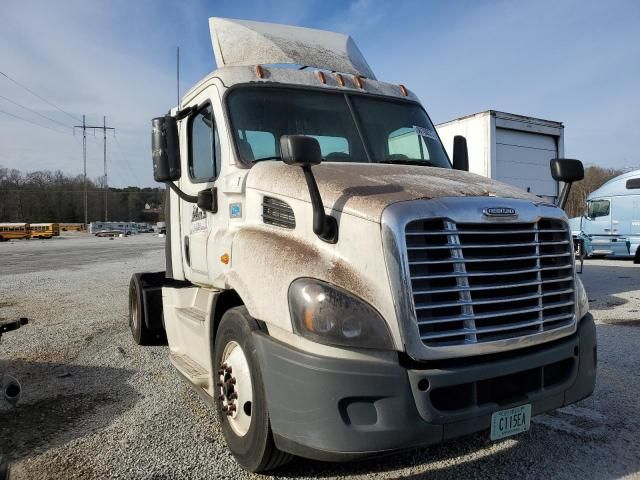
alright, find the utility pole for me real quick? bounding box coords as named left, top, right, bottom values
left=74, top=116, right=115, bottom=226
left=103, top=116, right=108, bottom=221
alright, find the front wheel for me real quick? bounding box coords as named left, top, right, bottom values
left=214, top=307, right=292, bottom=472
left=128, top=276, right=154, bottom=345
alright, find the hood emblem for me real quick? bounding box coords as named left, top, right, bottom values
left=483, top=207, right=518, bottom=217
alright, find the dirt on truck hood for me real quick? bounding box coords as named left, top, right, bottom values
left=246, top=162, right=542, bottom=222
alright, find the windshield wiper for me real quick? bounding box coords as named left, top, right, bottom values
left=377, top=159, right=433, bottom=166
left=253, top=156, right=282, bottom=162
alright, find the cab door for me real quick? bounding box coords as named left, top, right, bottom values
left=585, top=198, right=616, bottom=255
left=178, top=93, right=222, bottom=284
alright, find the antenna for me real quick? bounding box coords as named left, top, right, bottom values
left=177, top=46, right=180, bottom=109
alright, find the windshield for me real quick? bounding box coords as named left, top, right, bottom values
left=227, top=87, right=451, bottom=168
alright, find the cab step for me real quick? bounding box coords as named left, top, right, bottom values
left=170, top=353, right=209, bottom=389
left=175, top=306, right=207, bottom=324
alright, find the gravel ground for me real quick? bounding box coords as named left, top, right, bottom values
left=1, top=236, right=639, bottom=479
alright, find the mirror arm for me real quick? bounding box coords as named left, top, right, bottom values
left=168, top=181, right=198, bottom=203
left=302, top=166, right=338, bottom=243
left=556, top=182, right=572, bottom=210
left=174, top=105, right=197, bottom=121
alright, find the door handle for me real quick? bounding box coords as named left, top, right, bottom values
left=184, top=236, right=191, bottom=266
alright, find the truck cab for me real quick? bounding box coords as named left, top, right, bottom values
left=571, top=169, right=640, bottom=259
left=130, top=17, right=596, bottom=472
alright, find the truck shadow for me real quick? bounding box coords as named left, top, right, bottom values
left=0, top=360, right=138, bottom=462
left=277, top=422, right=637, bottom=479
left=579, top=262, right=640, bottom=313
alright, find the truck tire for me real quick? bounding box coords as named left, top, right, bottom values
left=128, top=276, right=154, bottom=345
left=214, top=307, right=292, bottom=472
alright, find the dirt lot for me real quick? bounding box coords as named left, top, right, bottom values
left=1, top=235, right=639, bottom=479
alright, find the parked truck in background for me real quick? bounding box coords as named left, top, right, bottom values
left=436, top=111, right=564, bottom=204
left=569, top=169, right=640, bottom=261
left=129, top=18, right=596, bottom=472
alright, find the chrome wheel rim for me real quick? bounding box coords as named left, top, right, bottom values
left=219, top=340, right=253, bottom=437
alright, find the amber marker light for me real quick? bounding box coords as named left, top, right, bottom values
left=255, top=65, right=265, bottom=79
left=335, top=73, right=345, bottom=87
left=220, top=253, right=230, bottom=265
left=399, top=84, right=409, bottom=96
left=316, top=71, right=326, bottom=84
left=353, top=76, right=364, bottom=89
left=304, top=308, right=315, bottom=331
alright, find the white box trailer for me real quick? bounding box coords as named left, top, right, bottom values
left=436, top=111, right=564, bottom=203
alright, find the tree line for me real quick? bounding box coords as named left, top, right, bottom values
left=0, top=163, right=623, bottom=224
left=0, top=166, right=164, bottom=224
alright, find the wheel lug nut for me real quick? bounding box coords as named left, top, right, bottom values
left=229, top=392, right=238, bottom=400
left=225, top=366, right=233, bottom=374
left=229, top=378, right=236, bottom=385
left=216, top=382, right=223, bottom=387
left=218, top=395, right=224, bottom=401
left=221, top=405, right=228, bottom=412
left=228, top=404, right=236, bottom=412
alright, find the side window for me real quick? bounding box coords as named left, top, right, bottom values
left=388, top=127, right=430, bottom=160
left=588, top=199, right=610, bottom=218
left=188, top=103, right=220, bottom=182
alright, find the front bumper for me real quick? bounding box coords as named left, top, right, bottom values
left=253, top=314, right=596, bottom=461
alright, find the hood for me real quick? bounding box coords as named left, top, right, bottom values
left=246, top=162, right=543, bottom=222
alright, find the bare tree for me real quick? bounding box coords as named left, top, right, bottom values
left=564, top=165, right=623, bottom=217
left=0, top=165, right=164, bottom=223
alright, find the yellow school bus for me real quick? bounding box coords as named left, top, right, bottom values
left=30, top=223, right=60, bottom=239
left=0, top=223, right=31, bottom=241
left=60, top=223, right=86, bottom=232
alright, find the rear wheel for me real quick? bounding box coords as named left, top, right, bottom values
left=214, top=307, right=292, bottom=472
left=128, top=276, right=154, bottom=345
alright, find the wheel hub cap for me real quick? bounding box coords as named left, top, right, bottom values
left=218, top=341, right=253, bottom=437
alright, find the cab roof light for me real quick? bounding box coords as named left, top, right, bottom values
left=255, top=65, right=265, bottom=79
left=399, top=84, right=409, bottom=96
left=353, top=75, right=364, bottom=89
left=335, top=73, right=345, bottom=87
left=316, top=71, right=326, bottom=84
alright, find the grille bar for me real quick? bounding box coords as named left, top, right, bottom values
left=409, top=252, right=571, bottom=265
left=408, top=241, right=568, bottom=250
left=405, top=217, right=575, bottom=347
left=406, top=228, right=567, bottom=236
left=415, top=288, right=574, bottom=310
left=412, top=276, right=574, bottom=295
left=416, top=300, right=574, bottom=325
left=410, top=264, right=572, bottom=281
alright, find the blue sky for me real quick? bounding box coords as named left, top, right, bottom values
left=0, top=0, right=638, bottom=187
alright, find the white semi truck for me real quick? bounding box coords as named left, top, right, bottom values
left=436, top=111, right=565, bottom=204
left=129, top=18, right=596, bottom=472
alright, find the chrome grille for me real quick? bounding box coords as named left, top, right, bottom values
left=405, top=218, right=574, bottom=347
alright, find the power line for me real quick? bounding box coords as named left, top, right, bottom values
left=113, top=135, right=143, bottom=185
left=74, top=116, right=115, bottom=225
left=0, top=107, right=73, bottom=136
left=0, top=70, right=82, bottom=123
left=0, top=189, right=163, bottom=194
left=0, top=95, right=74, bottom=132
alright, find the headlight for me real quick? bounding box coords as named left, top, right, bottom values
left=575, top=276, right=589, bottom=320
left=288, top=278, right=394, bottom=350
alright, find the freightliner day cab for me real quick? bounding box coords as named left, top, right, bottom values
left=129, top=18, right=596, bottom=472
